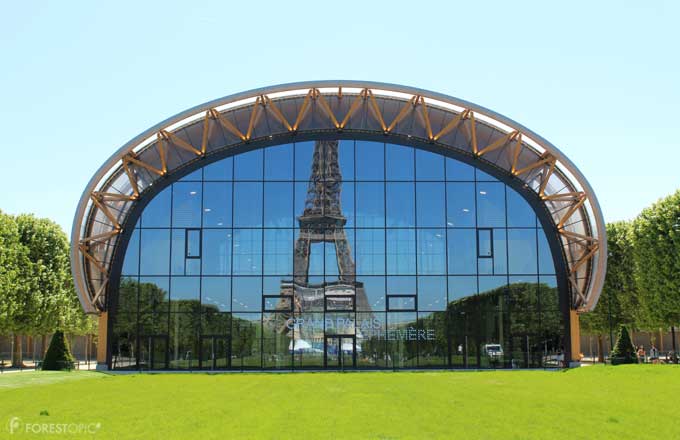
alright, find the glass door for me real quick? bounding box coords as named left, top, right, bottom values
left=200, top=336, right=230, bottom=370
left=324, top=335, right=355, bottom=370
left=139, top=335, right=168, bottom=370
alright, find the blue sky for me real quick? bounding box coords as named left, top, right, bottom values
left=1, top=1, right=678, bottom=235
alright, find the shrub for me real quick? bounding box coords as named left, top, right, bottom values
left=610, top=325, right=637, bottom=365
left=42, top=331, right=75, bottom=371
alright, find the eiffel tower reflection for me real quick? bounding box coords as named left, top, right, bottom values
left=273, top=140, right=371, bottom=347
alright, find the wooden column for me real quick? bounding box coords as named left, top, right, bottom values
left=570, top=310, right=581, bottom=364
left=96, top=312, right=108, bottom=369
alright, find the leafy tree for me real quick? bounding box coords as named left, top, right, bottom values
left=610, top=325, right=637, bottom=365
left=631, top=189, right=680, bottom=356
left=581, top=221, right=640, bottom=360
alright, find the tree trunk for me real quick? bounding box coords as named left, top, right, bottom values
left=41, top=335, right=48, bottom=357
left=597, top=335, right=605, bottom=363
left=12, top=334, right=23, bottom=368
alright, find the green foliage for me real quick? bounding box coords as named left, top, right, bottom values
left=41, top=330, right=76, bottom=370
left=630, top=189, right=680, bottom=329
left=610, top=325, right=637, bottom=364
left=581, top=221, right=640, bottom=334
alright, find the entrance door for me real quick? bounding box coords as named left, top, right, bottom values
left=139, top=335, right=168, bottom=370
left=200, top=336, right=230, bottom=370
left=324, top=335, right=356, bottom=369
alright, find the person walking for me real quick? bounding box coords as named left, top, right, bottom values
left=636, top=345, right=645, bottom=363
left=649, top=344, right=659, bottom=364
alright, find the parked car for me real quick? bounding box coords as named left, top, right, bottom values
left=483, top=344, right=503, bottom=359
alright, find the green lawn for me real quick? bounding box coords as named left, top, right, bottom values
left=1, top=366, right=678, bottom=439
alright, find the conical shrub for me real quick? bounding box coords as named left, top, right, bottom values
left=610, top=325, right=637, bottom=365
left=42, top=331, right=76, bottom=371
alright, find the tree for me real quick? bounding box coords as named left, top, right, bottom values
left=580, top=221, right=640, bottom=361
left=631, top=189, right=680, bottom=358
left=610, top=325, right=637, bottom=365
left=42, top=330, right=76, bottom=370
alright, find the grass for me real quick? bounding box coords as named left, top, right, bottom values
left=0, top=366, right=679, bottom=439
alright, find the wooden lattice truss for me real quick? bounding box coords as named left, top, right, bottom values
left=74, top=83, right=605, bottom=314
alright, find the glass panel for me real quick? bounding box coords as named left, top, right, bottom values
left=357, top=311, right=386, bottom=368
left=231, top=313, right=261, bottom=368
left=446, top=158, right=475, bottom=181
left=338, top=140, right=355, bottom=181
left=418, top=276, right=447, bottom=311
left=138, top=277, right=169, bottom=315
left=203, top=182, right=231, bottom=227
left=416, top=182, right=446, bottom=227
left=263, top=229, right=293, bottom=275
left=233, top=229, right=262, bottom=275
left=448, top=276, right=477, bottom=302
left=538, top=228, right=555, bottom=275
left=171, top=229, right=185, bottom=275
left=386, top=229, right=416, bottom=275
left=233, top=182, right=263, bottom=227
left=355, top=229, right=385, bottom=275
left=234, top=149, right=263, bottom=180
left=448, top=229, right=476, bottom=274
left=141, top=186, right=171, bottom=228
left=201, top=229, right=231, bottom=275
left=446, top=182, right=475, bottom=227
left=418, top=311, right=447, bottom=367
left=186, top=229, right=201, bottom=258
left=388, top=296, right=416, bottom=311
left=140, top=229, right=170, bottom=275
left=358, top=276, right=386, bottom=311
left=476, top=182, right=505, bottom=228
left=508, top=229, right=538, bottom=274
left=203, top=157, right=232, bottom=181
left=172, top=182, right=202, bottom=228
left=415, top=149, right=444, bottom=181
left=170, top=276, right=200, bottom=308
left=507, top=189, right=536, bottom=227
left=294, top=141, right=315, bottom=180
left=417, top=229, right=446, bottom=275
left=201, top=277, right=230, bottom=312
left=232, top=277, right=262, bottom=312
left=385, top=144, right=414, bottom=180
left=340, top=181, right=354, bottom=227
left=264, top=144, right=293, bottom=180
left=386, top=312, right=417, bottom=368
left=493, top=229, right=508, bottom=275
left=355, top=141, right=384, bottom=181
left=356, top=182, right=385, bottom=227
left=386, top=182, right=414, bottom=227
left=122, top=229, right=140, bottom=276
left=478, top=229, right=492, bottom=257
left=263, top=313, right=291, bottom=368
left=179, top=169, right=202, bottom=181
left=476, top=169, right=499, bottom=182
left=264, top=182, right=293, bottom=227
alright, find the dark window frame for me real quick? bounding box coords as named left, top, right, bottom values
left=324, top=294, right=356, bottom=312
left=185, top=228, right=202, bottom=259
left=476, top=228, right=493, bottom=259
left=262, top=294, right=293, bottom=313
left=386, top=294, right=417, bottom=311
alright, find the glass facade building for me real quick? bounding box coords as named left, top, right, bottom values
left=111, top=140, right=564, bottom=370
left=71, top=82, right=606, bottom=370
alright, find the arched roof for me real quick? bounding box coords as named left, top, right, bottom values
left=71, top=81, right=606, bottom=315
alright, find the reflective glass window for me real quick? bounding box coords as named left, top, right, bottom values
left=385, top=144, right=414, bottom=180
left=508, top=229, right=537, bottom=274
left=476, top=182, right=505, bottom=227
left=507, top=189, right=536, bottom=227
left=446, top=158, right=475, bottom=181
left=416, top=182, right=445, bottom=227
left=122, top=229, right=140, bottom=276
left=356, top=141, right=384, bottom=181
left=201, top=229, right=231, bottom=275
left=232, top=278, right=262, bottom=312
left=386, top=229, right=416, bottom=275
left=170, top=276, right=200, bottom=304
left=232, top=229, right=262, bottom=275
left=448, top=229, right=476, bottom=274
left=448, top=276, right=477, bottom=301
left=264, top=144, right=293, bottom=180
left=172, top=182, right=202, bottom=228
left=233, top=183, right=263, bottom=227
left=203, top=157, right=232, bottom=181
left=417, top=276, right=446, bottom=311
left=140, top=229, right=170, bottom=275
left=234, top=149, right=263, bottom=180
left=203, top=182, right=231, bottom=227
left=356, top=182, right=385, bottom=227
left=294, top=141, right=315, bottom=180
left=201, top=277, right=230, bottom=312
left=338, top=140, right=355, bottom=181
left=415, top=149, right=445, bottom=181
left=417, top=229, right=446, bottom=275
left=446, top=182, right=475, bottom=227
left=264, top=182, right=293, bottom=227
left=142, top=186, right=171, bottom=228
left=386, top=183, right=415, bottom=227
left=263, top=229, right=293, bottom=275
